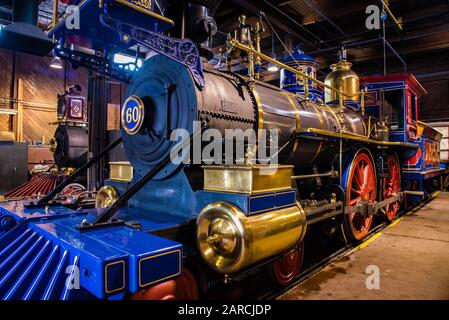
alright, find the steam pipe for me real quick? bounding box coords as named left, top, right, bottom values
left=291, top=170, right=338, bottom=180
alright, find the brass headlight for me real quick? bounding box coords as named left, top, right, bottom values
left=95, top=186, right=119, bottom=208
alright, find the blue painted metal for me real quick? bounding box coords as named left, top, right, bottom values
left=122, top=55, right=198, bottom=182
left=55, top=46, right=135, bottom=83
left=280, top=49, right=322, bottom=102
left=196, top=189, right=297, bottom=216
left=99, top=14, right=205, bottom=89
left=0, top=214, right=16, bottom=235
left=0, top=200, right=183, bottom=300
left=46, top=0, right=206, bottom=87
left=48, top=0, right=173, bottom=53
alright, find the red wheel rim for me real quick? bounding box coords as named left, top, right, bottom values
left=131, top=267, right=199, bottom=300
left=270, top=242, right=304, bottom=286
left=346, top=152, right=376, bottom=240
left=384, top=154, right=401, bottom=221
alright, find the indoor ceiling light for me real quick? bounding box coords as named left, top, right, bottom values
left=268, top=32, right=279, bottom=72
left=50, top=54, right=63, bottom=70
left=268, top=53, right=279, bottom=72
left=267, top=60, right=279, bottom=72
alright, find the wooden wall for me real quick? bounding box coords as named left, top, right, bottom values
left=0, top=48, right=88, bottom=142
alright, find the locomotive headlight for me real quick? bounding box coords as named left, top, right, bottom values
left=95, top=186, right=120, bottom=209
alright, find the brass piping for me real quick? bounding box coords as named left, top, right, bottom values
left=382, top=1, right=403, bottom=31
left=251, top=86, right=264, bottom=141
left=52, top=0, right=59, bottom=27
left=229, top=40, right=353, bottom=100
left=302, top=128, right=418, bottom=148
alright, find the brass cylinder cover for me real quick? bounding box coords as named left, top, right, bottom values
left=95, top=186, right=119, bottom=209
left=324, top=60, right=360, bottom=103
left=196, top=201, right=307, bottom=274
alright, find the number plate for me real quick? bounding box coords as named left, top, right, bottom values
left=121, top=95, right=145, bottom=135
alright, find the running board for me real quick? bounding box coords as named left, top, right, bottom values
left=0, top=202, right=182, bottom=300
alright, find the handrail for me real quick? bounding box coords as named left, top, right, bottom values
left=228, top=39, right=354, bottom=100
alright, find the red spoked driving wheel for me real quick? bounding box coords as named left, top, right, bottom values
left=131, top=267, right=199, bottom=300
left=383, top=154, right=401, bottom=222
left=270, top=242, right=304, bottom=286
left=344, top=151, right=376, bottom=241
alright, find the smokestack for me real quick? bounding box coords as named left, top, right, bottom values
left=0, top=0, right=54, bottom=56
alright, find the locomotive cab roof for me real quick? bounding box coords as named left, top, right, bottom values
left=360, top=73, right=427, bottom=97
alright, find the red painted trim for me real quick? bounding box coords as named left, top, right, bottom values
left=360, top=73, right=427, bottom=96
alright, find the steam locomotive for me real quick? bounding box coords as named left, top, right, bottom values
left=0, top=0, right=444, bottom=300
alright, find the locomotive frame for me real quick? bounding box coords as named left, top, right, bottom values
left=0, top=0, right=446, bottom=300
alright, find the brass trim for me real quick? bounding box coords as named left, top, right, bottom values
left=248, top=202, right=295, bottom=215
left=49, top=138, right=57, bottom=154
left=251, top=86, right=264, bottom=140
left=382, top=0, right=403, bottom=30
left=138, top=249, right=181, bottom=287
left=229, top=39, right=353, bottom=99
left=121, top=95, right=145, bottom=135
left=283, top=92, right=300, bottom=155
left=95, top=186, right=120, bottom=208
left=203, top=165, right=293, bottom=194
left=48, top=0, right=89, bottom=33
left=109, top=161, right=133, bottom=182
left=114, top=0, right=175, bottom=25
left=48, top=0, right=174, bottom=35
left=303, top=128, right=418, bottom=148
left=104, top=260, right=126, bottom=294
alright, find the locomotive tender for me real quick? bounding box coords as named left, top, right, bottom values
left=0, top=0, right=444, bottom=300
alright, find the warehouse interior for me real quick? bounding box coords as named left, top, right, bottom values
left=0, top=0, right=448, bottom=302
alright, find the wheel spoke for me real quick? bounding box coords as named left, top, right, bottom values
left=346, top=152, right=377, bottom=240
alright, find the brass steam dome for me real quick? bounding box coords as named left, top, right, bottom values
left=324, top=60, right=360, bottom=103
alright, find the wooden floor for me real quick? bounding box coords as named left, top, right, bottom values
left=278, top=192, right=449, bottom=300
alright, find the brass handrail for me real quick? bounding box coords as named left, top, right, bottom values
left=228, top=39, right=363, bottom=103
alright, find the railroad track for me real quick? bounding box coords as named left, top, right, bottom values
left=259, top=191, right=440, bottom=300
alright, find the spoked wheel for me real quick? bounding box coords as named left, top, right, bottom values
left=131, top=267, right=199, bottom=300
left=343, top=151, right=377, bottom=241
left=269, top=241, right=304, bottom=286
left=383, top=154, right=401, bottom=222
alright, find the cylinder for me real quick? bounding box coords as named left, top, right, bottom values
left=196, top=201, right=307, bottom=274
left=324, top=60, right=360, bottom=103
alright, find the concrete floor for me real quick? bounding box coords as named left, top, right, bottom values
left=279, top=192, right=449, bottom=300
